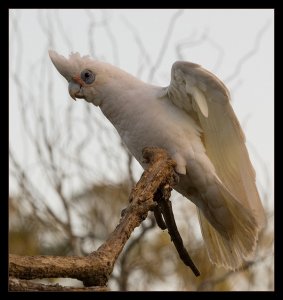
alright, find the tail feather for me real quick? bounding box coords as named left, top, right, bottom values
left=197, top=183, right=260, bottom=270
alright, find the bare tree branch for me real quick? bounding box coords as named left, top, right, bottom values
left=102, top=11, right=120, bottom=66
left=175, top=30, right=205, bottom=60
left=154, top=190, right=200, bottom=277
left=9, top=147, right=177, bottom=290
left=121, top=16, right=153, bottom=78
left=115, top=217, right=155, bottom=290
left=224, top=20, right=271, bottom=83
left=148, top=9, right=183, bottom=82
left=54, top=10, right=73, bottom=50
left=9, top=277, right=108, bottom=292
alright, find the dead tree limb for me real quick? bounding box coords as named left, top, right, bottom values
left=9, top=277, right=108, bottom=292
left=9, top=147, right=186, bottom=291
left=154, top=193, right=200, bottom=276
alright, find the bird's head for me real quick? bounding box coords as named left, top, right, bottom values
left=49, top=50, right=122, bottom=106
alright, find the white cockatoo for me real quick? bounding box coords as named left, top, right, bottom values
left=49, top=50, right=266, bottom=270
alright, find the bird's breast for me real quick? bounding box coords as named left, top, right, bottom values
left=107, top=91, right=202, bottom=167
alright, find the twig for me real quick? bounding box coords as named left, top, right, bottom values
left=102, top=11, right=120, bottom=66
left=148, top=9, right=183, bottom=82
left=224, top=20, right=271, bottom=83
left=153, top=205, right=167, bottom=230
left=154, top=190, right=200, bottom=277
left=175, top=30, right=205, bottom=60
left=121, top=16, right=153, bottom=78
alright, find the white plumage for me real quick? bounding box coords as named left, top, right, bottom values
left=49, top=50, right=266, bottom=270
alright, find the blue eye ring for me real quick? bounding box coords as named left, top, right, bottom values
left=81, top=69, right=95, bottom=84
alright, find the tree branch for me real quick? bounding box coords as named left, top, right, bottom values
left=9, top=147, right=178, bottom=291
left=9, top=277, right=108, bottom=292
left=148, top=9, right=183, bottom=82
left=154, top=190, right=200, bottom=277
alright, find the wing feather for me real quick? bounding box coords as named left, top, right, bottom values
left=168, top=61, right=265, bottom=229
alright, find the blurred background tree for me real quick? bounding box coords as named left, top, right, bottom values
left=9, top=9, right=274, bottom=291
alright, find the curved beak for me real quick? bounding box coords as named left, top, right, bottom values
left=68, top=81, right=84, bottom=101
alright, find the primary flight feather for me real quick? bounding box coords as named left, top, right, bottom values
left=49, top=50, right=266, bottom=270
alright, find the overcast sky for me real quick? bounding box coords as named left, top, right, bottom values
left=9, top=8, right=274, bottom=206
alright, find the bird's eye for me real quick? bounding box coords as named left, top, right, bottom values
left=81, top=69, right=95, bottom=84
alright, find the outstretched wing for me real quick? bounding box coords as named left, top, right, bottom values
left=167, top=61, right=265, bottom=229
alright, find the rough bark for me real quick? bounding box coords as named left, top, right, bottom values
left=9, top=277, right=108, bottom=291
left=9, top=147, right=179, bottom=291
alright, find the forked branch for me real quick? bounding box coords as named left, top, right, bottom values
left=9, top=147, right=199, bottom=291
